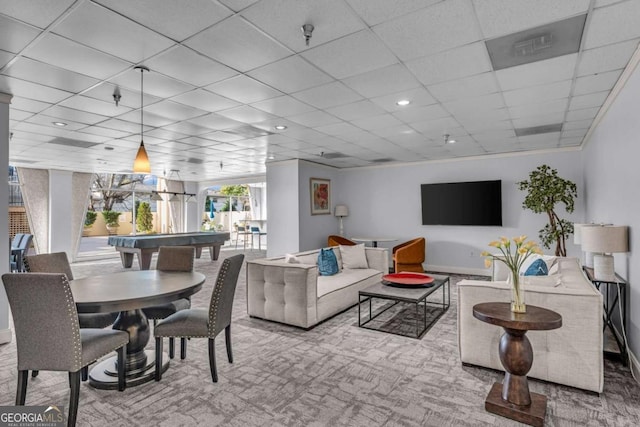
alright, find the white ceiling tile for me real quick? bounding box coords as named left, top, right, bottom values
left=443, top=93, right=505, bottom=114
left=219, top=0, right=259, bottom=12
left=563, top=118, right=593, bottom=130
left=518, top=132, right=560, bottom=146
left=163, top=120, right=215, bottom=135
left=2, top=57, right=99, bottom=93
left=512, top=112, right=565, bottom=128
left=314, top=122, right=360, bottom=136
left=566, top=107, right=599, bottom=121
left=145, top=46, right=237, bottom=87
left=503, top=80, right=572, bottom=106
left=99, top=118, right=149, bottom=134
left=508, top=98, right=568, bottom=119
left=472, top=0, right=589, bottom=39
left=25, top=33, right=130, bottom=80
left=198, top=131, right=244, bottom=143
left=472, top=129, right=517, bottom=143
left=406, top=42, right=492, bottom=86
left=573, top=69, right=622, bottom=95
left=25, top=114, right=86, bottom=131
left=456, top=108, right=510, bottom=122
left=342, top=64, right=420, bottom=98
left=9, top=109, right=33, bottom=121
left=0, top=0, right=75, bottom=29
left=459, top=119, right=512, bottom=133
left=53, top=1, right=174, bottom=63
left=95, top=0, right=232, bottom=42
left=287, top=110, right=342, bottom=127
left=217, top=105, right=277, bottom=124
left=206, top=75, right=282, bottom=104
left=373, top=0, right=482, bottom=61
left=59, top=95, right=132, bottom=117
left=409, top=117, right=461, bottom=134
left=248, top=56, right=333, bottom=93
left=325, top=100, right=386, bottom=121
left=392, top=104, right=450, bottom=124
left=251, top=96, right=315, bottom=116
left=369, top=88, right=437, bottom=112
left=110, top=68, right=195, bottom=98
left=241, top=0, right=365, bottom=52
left=9, top=97, right=51, bottom=114
left=428, top=72, right=498, bottom=102
left=292, top=81, right=362, bottom=109
left=302, top=30, right=397, bottom=79
left=569, top=91, right=610, bottom=109
left=0, top=75, right=71, bottom=104
left=143, top=100, right=208, bottom=121
left=117, top=109, right=175, bottom=127
left=77, top=125, right=131, bottom=139
left=0, top=15, right=39, bottom=53
left=562, top=129, right=587, bottom=138
left=186, top=113, right=245, bottom=131
left=144, top=128, right=188, bottom=141
left=346, top=0, right=439, bottom=26
left=577, top=38, right=639, bottom=76
left=595, top=0, right=626, bottom=7
left=496, top=54, right=578, bottom=91
left=559, top=137, right=583, bottom=146
left=351, top=114, right=403, bottom=131
left=170, top=89, right=240, bottom=112
left=184, top=16, right=291, bottom=72
left=583, top=0, right=640, bottom=49
left=0, top=50, right=13, bottom=68
left=82, top=82, right=163, bottom=109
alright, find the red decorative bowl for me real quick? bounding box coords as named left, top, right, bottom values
left=382, top=272, right=434, bottom=287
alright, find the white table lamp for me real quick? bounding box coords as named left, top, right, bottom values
left=581, top=225, right=628, bottom=281
left=334, top=204, right=349, bottom=236
left=573, top=223, right=600, bottom=267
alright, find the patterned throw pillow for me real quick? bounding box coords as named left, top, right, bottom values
left=317, top=248, right=339, bottom=276
left=524, top=258, right=549, bottom=276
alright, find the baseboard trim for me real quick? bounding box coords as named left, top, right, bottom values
left=0, top=328, right=12, bottom=345
left=425, top=264, right=490, bottom=277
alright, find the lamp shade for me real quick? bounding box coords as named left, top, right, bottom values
left=573, top=223, right=599, bottom=245
left=334, top=204, right=349, bottom=217
left=581, top=225, right=628, bottom=253
left=133, top=141, right=150, bottom=174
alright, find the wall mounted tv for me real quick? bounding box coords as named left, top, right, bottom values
left=421, top=180, right=502, bottom=226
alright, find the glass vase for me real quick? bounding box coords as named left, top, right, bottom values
left=507, top=270, right=526, bottom=313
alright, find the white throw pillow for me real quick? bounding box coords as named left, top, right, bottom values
left=339, top=244, right=368, bottom=269
left=285, top=254, right=300, bottom=264
left=519, top=254, right=557, bottom=275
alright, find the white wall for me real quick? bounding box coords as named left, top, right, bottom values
left=583, top=58, right=640, bottom=361
left=338, top=150, right=585, bottom=273
left=266, top=160, right=300, bottom=257
left=49, top=170, right=74, bottom=257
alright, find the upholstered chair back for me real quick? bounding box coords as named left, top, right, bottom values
left=327, top=235, right=356, bottom=247
left=157, top=246, right=195, bottom=272
left=2, top=273, right=82, bottom=372
left=25, top=252, right=74, bottom=279
left=208, top=254, right=244, bottom=337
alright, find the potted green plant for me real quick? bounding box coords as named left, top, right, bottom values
left=136, top=202, right=154, bottom=233
left=518, top=165, right=577, bottom=256
left=101, top=210, right=122, bottom=235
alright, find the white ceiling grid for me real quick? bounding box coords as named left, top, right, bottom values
left=0, top=0, right=639, bottom=181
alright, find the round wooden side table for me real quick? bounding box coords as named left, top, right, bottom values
left=473, top=302, right=562, bottom=427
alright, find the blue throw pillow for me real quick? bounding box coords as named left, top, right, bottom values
left=318, top=248, right=339, bottom=276
left=524, top=259, right=548, bottom=276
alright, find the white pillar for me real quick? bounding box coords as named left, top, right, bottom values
left=0, top=93, right=12, bottom=344
left=49, top=170, right=74, bottom=257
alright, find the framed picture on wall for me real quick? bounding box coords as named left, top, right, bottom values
left=310, top=178, right=330, bottom=215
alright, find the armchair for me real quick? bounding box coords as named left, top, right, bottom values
left=327, top=235, right=356, bottom=247
left=392, top=237, right=426, bottom=273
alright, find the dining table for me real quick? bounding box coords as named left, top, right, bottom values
left=70, top=270, right=206, bottom=390
left=350, top=237, right=398, bottom=248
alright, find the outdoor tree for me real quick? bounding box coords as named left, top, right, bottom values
left=136, top=202, right=154, bottom=233
left=90, top=173, right=145, bottom=211
left=220, top=184, right=249, bottom=211
left=518, top=165, right=577, bottom=256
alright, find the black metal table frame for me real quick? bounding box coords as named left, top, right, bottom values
left=583, top=267, right=628, bottom=365
left=358, top=277, right=450, bottom=339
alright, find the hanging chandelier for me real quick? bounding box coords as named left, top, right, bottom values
left=133, top=65, right=151, bottom=174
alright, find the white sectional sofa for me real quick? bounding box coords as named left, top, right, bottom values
left=246, top=247, right=389, bottom=328
left=457, top=257, right=604, bottom=393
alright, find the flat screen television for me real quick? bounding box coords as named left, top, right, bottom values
left=421, top=180, right=502, bottom=226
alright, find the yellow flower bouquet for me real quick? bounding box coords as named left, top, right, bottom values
left=481, top=235, right=543, bottom=313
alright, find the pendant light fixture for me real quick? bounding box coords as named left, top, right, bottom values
left=133, top=65, right=151, bottom=174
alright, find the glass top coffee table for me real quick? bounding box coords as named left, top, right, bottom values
left=358, top=274, right=450, bottom=339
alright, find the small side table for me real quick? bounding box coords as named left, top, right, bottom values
left=473, top=302, right=562, bottom=427
left=582, top=266, right=628, bottom=365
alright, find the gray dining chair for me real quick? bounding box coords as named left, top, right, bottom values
left=2, top=273, right=129, bottom=427
left=11, top=233, right=33, bottom=272
left=154, top=254, right=244, bottom=383
left=142, top=246, right=195, bottom=360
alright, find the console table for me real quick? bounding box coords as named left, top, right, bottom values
left=473, top=302, right=562, bottom=427
left=583, top=266, right=628, bottom=365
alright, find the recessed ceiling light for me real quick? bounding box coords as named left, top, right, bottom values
left=267, top=155, right=275, bottom=160
left=448, top=139, right=456, bottom=144
left=53, top=122, right=67, bottom=127
left=396, top=100, right=410, bottom=106
left=274, top=125, right=287, bottom=130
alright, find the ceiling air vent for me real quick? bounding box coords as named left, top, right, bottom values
left=320, top=152, right=347, bottom=159
left=486, top=14, right=586, bottom=70
left=370, top=158, right=395, bottom=163
left=48, top=137, right=99, bottom=149
left=514, top=123, right=563, bottom=137
left=186, top=157, right=204, bottom=164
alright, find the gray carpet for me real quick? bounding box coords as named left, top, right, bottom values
left=1, top=249, right=639, bottom=426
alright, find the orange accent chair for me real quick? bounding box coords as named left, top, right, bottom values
left=327, top=235, right=357, bottom=247
left=393, top=237, right=426, bottom=273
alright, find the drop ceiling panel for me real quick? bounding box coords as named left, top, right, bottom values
left=393, top=104, right=450, bottom=124
left=508, top=98, right=568, bottom=119
left=583, top=0, right=640, bottom=49
left=186, top=113, right=245, bottom=131
left=314, top=122, right=361, bottom=137
left=59, top=95, right=132, bottom=117
left=346, top=0, right=439, bottom=26
left=9, top=109, right=33, bottom=121
left=110, top=69, right=194, bottom=98
left=206, top=75, right=282, bottom=104
left=184, top=16, right=291, bottom=72
left=569, top=91, right=610, bottom=109
left=373, top=0, right=482, bottom=61
left=251, top=96, right=315, bottom=116
left=241, top=0, right=365, bottom=53
left=219, top=0, right=259, bottom=12
left=573, top=69, right=622, bottom=95
left=2, top=57, right=100, bottom=93
left=512, top=112, right=565, bottom=128
left=25, top=115, right=86, bottom=131
left=25, top=33, right=130, bottom=80
left=287, top=110, right=341, bottom=127
left=94, top=0, right=232, bottom=42
left=0, top=75, right=71, bottom=103
left=0, top=0, right=75, bottom=29
left=564, top=118, right=593, bottom=130
left=496, top=54, right=578, bottom=91
left=0, top=50, right=13, bottom=68
left=292, top=81, right=362, bottom=109
left=159, top=121, right=212, bottom=136
left=117, top=110, right=176, bottom=127
left=503, top=80, right=572, bottom=106
left=170, top=89, right=240, bottom=113
left=143, top=100, right=208, bottom=121
left=40, top=105, right=109, bottom=125
left=82, top=83, right=163, bottom=109
left=428, top=72, right=498, bottom=102
left=472, top=0, right=589, bottom=39
left=145, top=46, right=237, bottom=87
left=248, top=55, right=333, bottom=93
left=566, top=107, right=599, bottom=121
left=76, top=125, right=131, bottom=139
left=217, top=105, right=277, bottom=123
left=342, top=64, right=420, bottom=98
left=325, top=100, right=386, bottom=121
left=98, top=118, right=151, bottom=134
left=370, top=88, right=437, bottom=112
left=443, top=93, right=505, bottom=115
left=0, top=15, right=40, bottom=53
left=577, top=39, right=639, bottom=76
left=408, top=117, right=461, bottom=134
